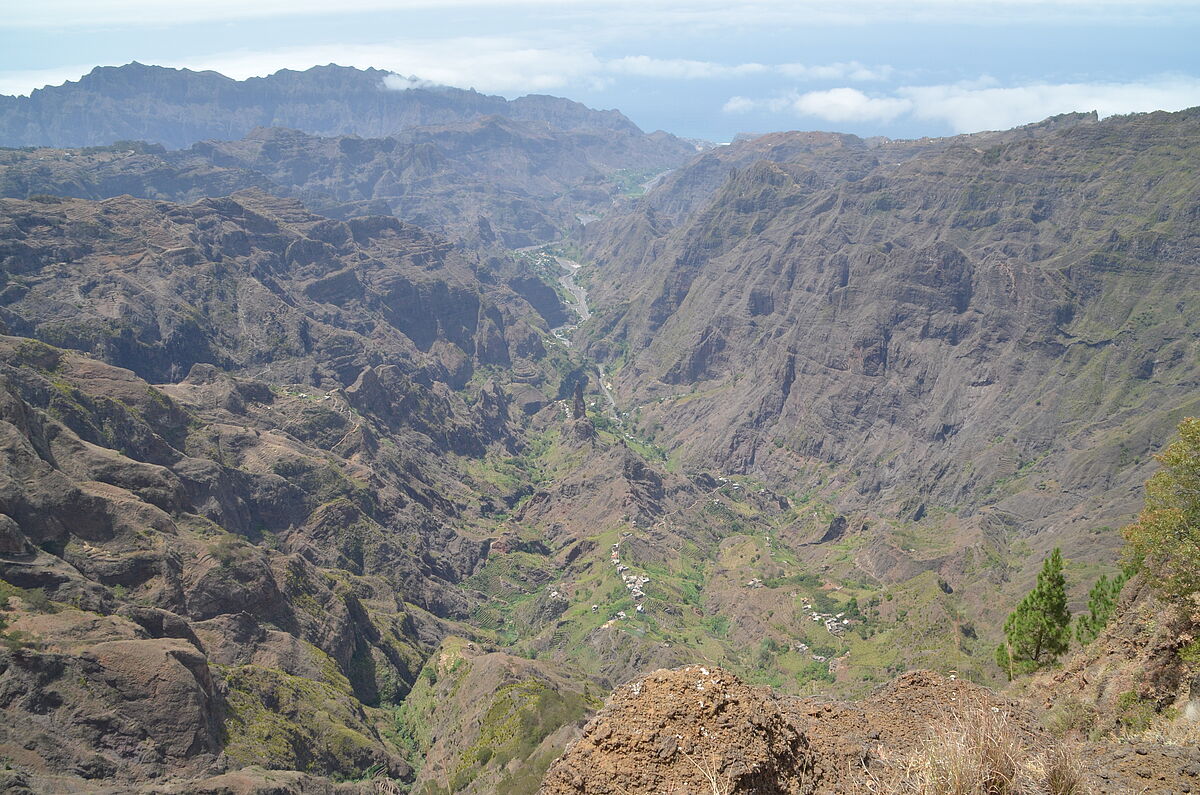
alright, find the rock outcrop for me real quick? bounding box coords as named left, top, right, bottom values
left=540, top=665, right=816, bottom=795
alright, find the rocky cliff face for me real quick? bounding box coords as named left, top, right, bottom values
left=540, top=663, right=1200, bottom=794
left=577, top=108, right=1200, bottom=613
left=540, top=665, right=817, bottom=794
left=0, top=63, right=652, bottom=150
left=0, top=117, right=698, bottom=249
left=0, top=336, right=423, bottom=787
left=0, top=191, right=582, bottom=789
left=0, top=190, right=544, bottom=385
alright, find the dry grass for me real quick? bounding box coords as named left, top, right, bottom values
left=680, top=748, right=731, bottom=795
left=1132, top=715, right=1200, bottom=747
left=897, top=702, right=1091, bottom=795
left=899, top=703, right=1020, bottom=795
left=1040, top=745, right=1090, bottom=795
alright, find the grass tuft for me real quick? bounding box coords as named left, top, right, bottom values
left=899, top=701, right=1091, bottom=795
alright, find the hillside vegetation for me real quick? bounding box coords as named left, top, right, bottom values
left=0, top=77, right=1197, bottom=792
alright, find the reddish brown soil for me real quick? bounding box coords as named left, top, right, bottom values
left=539, top=665, right=816, bottom=794
left=542, top=667, right=1200, bottom=794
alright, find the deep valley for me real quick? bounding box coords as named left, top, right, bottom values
left=0, top=64, right=1197, bottom=794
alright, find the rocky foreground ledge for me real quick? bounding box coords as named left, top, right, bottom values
left=540, top=665, right=816, bottom=795
left=540, top=665, right=1200, bottom=795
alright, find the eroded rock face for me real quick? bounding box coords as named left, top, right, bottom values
left=540, top=665, right=816, bottom=795
left=0, top=627, right=221, bottom=783
left=0, top=161, right=611, bottom=792
left=0, top=75, right=699, bottom=249
left=87, top=638, right=222, bottom=760
left=0, top=63, right=649, bottom=150
left=578, top=107, right=1200, bottom=593
left=0, top=191, right=546, bottom=386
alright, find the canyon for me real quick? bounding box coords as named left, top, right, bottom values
left=0, top=65, right=1197, bottom=793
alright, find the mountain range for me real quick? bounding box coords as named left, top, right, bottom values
left=0, top=63, right=653, bottom=150
left=0, top=63, right=1196, bottom=793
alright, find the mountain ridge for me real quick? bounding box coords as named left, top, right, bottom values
left=0, top=62, right=671, bottom=150
left=1, top=72, right=1199, bottom=793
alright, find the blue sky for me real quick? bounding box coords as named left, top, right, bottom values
left=2, top=0, right=1199, bottom=141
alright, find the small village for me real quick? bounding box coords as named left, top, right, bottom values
left=601, top=536, right=649, bottom=619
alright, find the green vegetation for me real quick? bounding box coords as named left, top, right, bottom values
left=1074, top=572, right=1125, bottom=645
left=392, top=639, right=598, bottom=794
left=0, top=578, right=55, bottom=651
left=1178, top=638, right=1200, bottom=665
left=609, top=167, right=668, bottom=197
left=454, top=678, right=594, bottom=791
left=1123, top=417, right=1200, bottom=602
left=1114, top=690, right=1158, bottom=735
left=996, top=549, right=1070, bottom=678
left=220, top=663, right=392, bottom=778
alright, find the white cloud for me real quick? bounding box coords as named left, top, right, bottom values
left=603, top=57, right=892, bottom=82
left=606, top=56, right=767, bottom=80
left=0, top=64, right=99, bottom=96
left=724, top=87, right=911, bottom=122
left=777, top=61, right=893, bottom=82
left=164, top=40, right=604, bottom=95
left=0, top=41, right=893, bottom=98
left=2, top=0, right=566, bottom=29
left=792, top=87, right=912, bottom=122
left=900, top=78, right=1200, bottom=132
left=380, top=74, right=441, bottom=91
left=724, top=76, right=1200, bottom=132
left=722, top=96, right=759, bottom=114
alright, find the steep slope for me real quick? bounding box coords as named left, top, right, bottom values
left=0, top=336, right=427, bottom=787
left=0, top=190, right=546, bottom=386
left=0, top=63, right=659, bottom=149
left=579, top=111, right=1100, bottom=276
left=1027, top=575, right=1200, bottom=745
left=4, top=81, right=1200, bottom=793
left=574, top=109, right=1200, bottom=623
left=0, top=192, right=617, bottom=790
left=0, top=190, right=814, bottom=791
left=0, top=121, right=698, bottom=249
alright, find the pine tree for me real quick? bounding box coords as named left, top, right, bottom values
left=998, top=548, right=1071, bottom=677
left=1074, top=572, right=1126, bottom=645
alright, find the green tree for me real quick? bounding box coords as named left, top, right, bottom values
left=997, top=548, right=1071, bottom=678
left=1074, top=572, right=1126, bottom=645
left=1124, top=417, right=1200, bottom=602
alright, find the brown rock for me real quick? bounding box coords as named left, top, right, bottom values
left=540, top=665, right=816, bottom=795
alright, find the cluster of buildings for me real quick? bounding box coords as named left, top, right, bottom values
left=604, top=538, right=648, bottom=616
left=802, top=601, right=850, bottom=636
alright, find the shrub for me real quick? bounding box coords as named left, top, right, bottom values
left=1114, top=691, right=1156, bottom=735
left=1074, top=573, right=1125, bottom=645
left=1043, top=697, right=1097, bottom=738
left=1042, top=745, right=1090, bottom=795
left=1124, top=417, right=1200, bottom=602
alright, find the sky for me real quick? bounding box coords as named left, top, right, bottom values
left=2, top=0, right=1199, bottom=142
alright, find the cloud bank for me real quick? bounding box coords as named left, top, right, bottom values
left=5, top=0, right=1196, bottom=29
left=0, top=39, right=895, bottom=98
left=725, top=76, right=1200, bottom=133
